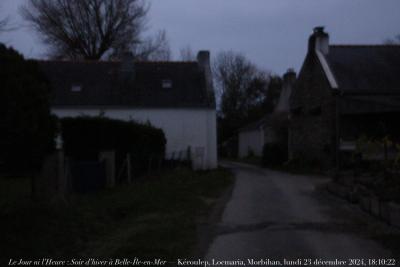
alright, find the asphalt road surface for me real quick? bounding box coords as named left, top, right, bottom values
left=205, top=161, right=398, bottom=267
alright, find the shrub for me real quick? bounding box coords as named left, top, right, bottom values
left=60, top=116, right=166, bottom=174
left=262, top=143, right=287, bottom=167
left=0, top=44, right=56, bottom=173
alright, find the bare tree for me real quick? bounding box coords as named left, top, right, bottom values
left=384, top=34, right=400, bottom=45
left=213, top=51, right=272, bottom=141
left=121, top=30, right=171, bottom=61
left=21, top=0, right=165, bottom=60
left=0, top=3, right=10, bottom=33
left=213, top=51, right=270, bottom=115
left=0, top=18, right=8, bottom=33
left=179, top=45, right=195, bottom=61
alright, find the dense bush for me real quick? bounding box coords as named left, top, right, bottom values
left=60, top=117, right=166, bottom=173
left=262, top=143, right=287, bottom=167
left=0, top=44, right=56, bottom=173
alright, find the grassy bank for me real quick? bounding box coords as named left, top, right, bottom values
left=0, top=168, right=233, bottom=264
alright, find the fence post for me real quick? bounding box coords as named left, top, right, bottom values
left=158, top=156, right=162, bottom=170
left=57, top=150, right=68, bottom=199
left=127, top=153, right=132, bottom=183
left=148, top=157, right=152, bottom=174
left=99, top=151, right=116, bottom=188
left=35, top=151, right=68, bottom=202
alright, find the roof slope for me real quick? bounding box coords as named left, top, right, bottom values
left=327, top=45, right=400, bottom=94
left=39, top=60, right=213, bottom=108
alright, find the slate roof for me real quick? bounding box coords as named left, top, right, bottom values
left=327, top=45, right=400, bottom=94
left=39, top=60, right=214, bottom=108
left=339, top=95, right=400, bottom=114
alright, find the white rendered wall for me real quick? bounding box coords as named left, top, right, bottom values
left=53, top=108, right=217, bottom=170
left=264, top=126, right=278, bottom=144
left=238, top=129, right=264, bottom=158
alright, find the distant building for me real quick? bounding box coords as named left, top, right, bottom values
left=238, top=69, right=296, bottom=158
left=238, top=116, right=269, bottom=158
left=289, top=27, right=400, bottom=168
left=39, top=51, right=217, bottom=170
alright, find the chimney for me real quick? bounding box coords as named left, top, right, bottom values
left=120, top=51, right=135, bottom=81
left=308, top=26, right=329, bottom=55
left=275, top=68, right=297, bottom=113
left=197, top=50, right=210, bottom=71
left=118, top=52, right=136, bottom=99
left=197, top=50, right=215, bottom=106
left=283, top=68, right=296, bottom=85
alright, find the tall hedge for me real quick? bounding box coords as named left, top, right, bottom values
left=0, top=44, right=56, bottom=173
left=60, top=116, right=166, bottom=163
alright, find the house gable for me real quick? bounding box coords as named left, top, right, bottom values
left=289, top=28, right=338, bottom=166
left=290, top=52, right=335, bottom=112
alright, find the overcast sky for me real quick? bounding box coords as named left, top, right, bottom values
left=1, top=0, right=400, bottom=75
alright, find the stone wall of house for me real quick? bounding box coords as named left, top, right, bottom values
left=289, top=54, right=337, bottom=167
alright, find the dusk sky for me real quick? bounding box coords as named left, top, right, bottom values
left=1, top=0, right=400, bottom=75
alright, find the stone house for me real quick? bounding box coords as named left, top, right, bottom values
left=289, top=27, right=400, bottom=168
left=39, top=51, right=217, bottom=170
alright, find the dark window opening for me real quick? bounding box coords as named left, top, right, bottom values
left=71, top=85, right=82, bottom=92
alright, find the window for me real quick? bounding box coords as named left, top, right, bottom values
left=71, top=85, right=82, bottom=92
left=161, top=79, right=172, bottom=88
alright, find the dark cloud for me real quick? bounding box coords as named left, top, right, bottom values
left=1, top=0, right=400, bottom=74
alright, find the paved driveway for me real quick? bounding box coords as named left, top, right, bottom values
left=205, top=161, right=397, bottom=266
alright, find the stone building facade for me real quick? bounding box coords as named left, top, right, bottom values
left=289, top=27, right=400, bottom=168
left=289, top=27, right=338, bottom=167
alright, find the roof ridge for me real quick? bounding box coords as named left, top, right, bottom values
left=37, top=59, right=197, bottom=64
left=135, top=61, right=197, bottom=64
left=37, top=60, right=119, bottom=64
left=330, top=44, right=400, bottom=48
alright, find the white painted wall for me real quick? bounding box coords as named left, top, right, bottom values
left=264, top=126, right=278, bottom=144
left=238, top=128, right=264, bottom=158
left=53, top=107, right=217, bottom=170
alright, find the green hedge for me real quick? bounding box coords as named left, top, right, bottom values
left=60, top=116, right=166, bottom=165
left=0, top=44, right=56, bottom=173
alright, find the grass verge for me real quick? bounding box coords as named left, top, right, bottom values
left=0, top=167, right=233, bottom=264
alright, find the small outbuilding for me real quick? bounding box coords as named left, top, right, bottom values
left=238, top=69, right=296, bottom=159
left=238, top=116, right=269, bottom=158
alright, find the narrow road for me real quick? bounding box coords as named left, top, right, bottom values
left=205, top=161, right=397, bottom=266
